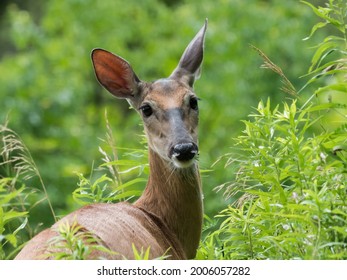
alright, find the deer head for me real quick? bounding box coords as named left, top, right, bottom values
left=91, top=20, right=207, bottom=169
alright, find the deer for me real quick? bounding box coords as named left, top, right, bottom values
left=15, top=20, right=207, bottom=260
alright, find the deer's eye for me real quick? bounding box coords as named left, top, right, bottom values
left=139, top=104, right=153, bottom=117
left=189, top=97, right=199, bottom=110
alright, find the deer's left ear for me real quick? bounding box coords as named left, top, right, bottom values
left=91, top=49, right=141, bottom=99
left=169, top=19, right=207, bottom=87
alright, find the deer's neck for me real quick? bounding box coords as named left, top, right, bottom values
left=134, top=148, right=203, bottom=259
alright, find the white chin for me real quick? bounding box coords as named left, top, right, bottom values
left=172, top=157, right=195, bottom=168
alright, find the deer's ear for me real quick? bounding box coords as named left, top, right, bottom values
left=91, top=49, right=140, bottom=99
left=170, top=19, right=207, bottom=87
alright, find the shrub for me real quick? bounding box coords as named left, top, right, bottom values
left=197, top=0, right=347, bottom=260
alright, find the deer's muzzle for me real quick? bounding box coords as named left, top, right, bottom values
left=170, top=142, right=198, bottom=168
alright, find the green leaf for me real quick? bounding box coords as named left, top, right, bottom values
left=2, top=209, right=28, bottom=224
left=131, top=243, right=151, bottom=260
left=114, top=178, right=147, bottom=191
left=309, top=41, right=337, bottom=72
left=301, top=1, right=343, bottom=30
left=314, top=83, right=347, bottom=95
left=307, top=102, right=347, bottom=112
left=303, top=21, right=328, bottom=41
left=0, top=186, right=26, bottom=206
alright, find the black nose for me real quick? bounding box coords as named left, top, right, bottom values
left=170, top=143, right=198, bottom=162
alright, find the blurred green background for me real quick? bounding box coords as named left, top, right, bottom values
left=0, top=0, right=325, bottom=229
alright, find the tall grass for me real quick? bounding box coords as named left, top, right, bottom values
left=0, top=121, right=40, bottom=259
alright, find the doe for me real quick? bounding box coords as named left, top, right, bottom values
left=15, top=20, right=207, bottom=260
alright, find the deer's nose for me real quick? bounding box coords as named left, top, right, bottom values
left=170, top=143, right=198, bottom=162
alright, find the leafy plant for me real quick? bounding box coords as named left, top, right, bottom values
left=130, top=244, right=152, bottom=260
left=213, top=99, right=346, bottom=259
left=46, top=221, right=118, bottom=260
left=0, top=121, right=56, bottom=221
left=0, top=122, right=34, bottom=259
left=301, top=0, right=347, bottom=128
left=198, top=0, right=347, bottom=260
left=72, top=111, right=148, bottom=206
left=0, top=178, right=28, bottom=259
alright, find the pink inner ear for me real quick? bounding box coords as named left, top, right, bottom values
left=92, top=49, right=137, bottom=98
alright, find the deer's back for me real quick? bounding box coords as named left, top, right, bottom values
left=15, top=202, right=186, bottom=260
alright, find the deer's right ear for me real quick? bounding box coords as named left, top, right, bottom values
left=91, top=49, right=140, bottom=99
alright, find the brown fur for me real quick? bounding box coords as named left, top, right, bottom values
left=135, top=149, right=202, bottom=259
left=16, top=203, right=186, bottom=259
left=15, top=20, right=207, bottom=260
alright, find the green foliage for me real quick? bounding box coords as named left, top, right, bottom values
left=130, top=244, right=152, bottom=260
left=198, top=0, right=347, bottom=260
left=1, top=0, right=346, bottom=260
left=0, top=0, right=321, bottom=222
left=0, top=122, right=48, bottom=259
left=0, top=178, right=28, bottom=259
left=72, top=113, right=148, bottom=206
left=201, top=100, right=347, bottom=259
left=72, top=113, right=148, bottom=205
left=48, top=224, right=167, bottom=260
left=46, top=221, right=118, bottom=260
left=72, top=151, right=148, bottom=205
left=130, top=244, right=170, bottom=260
